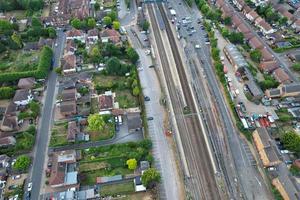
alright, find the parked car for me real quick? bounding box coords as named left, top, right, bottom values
left=285, top=160, right=293, bottom=164
left=267, top=167, right=276, bottom=171
left=144, top=96, right=150, bottom=101
left=8, top=185, right=18, bottom=190
left=148, top=65, right=155, bottom=68
left=12, top=175, right=21, bottom=180
left=147, top=117, right=154, bottom=120
left=27, top=182, right=32, bottom=191
left=281, top=150, right=290, bottom=154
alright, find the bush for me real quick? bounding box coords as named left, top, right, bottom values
left=13, top=155, right=31, bottom=171
left=292, top=63, right=300, bottom=71
left=0, top=87, right=15, bottom=99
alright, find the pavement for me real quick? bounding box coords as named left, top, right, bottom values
left=119, top=0, right=137, bottom=26
left=166, top=0, right=272, bottom=199
left=28, top=30, right=65, bottom=200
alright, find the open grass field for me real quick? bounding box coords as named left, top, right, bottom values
left=115, top=90, right=139, bottom=108
left=93, top=74, right=128, bottom=90
left=100, top=181, right=135, bottom=197
left=0, top=50, right=40, bottom=73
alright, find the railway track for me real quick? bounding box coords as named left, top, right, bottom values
left=147, top=3, right=222, bottom=199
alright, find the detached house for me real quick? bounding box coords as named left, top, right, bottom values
left=62, top=54, right=76, bottom=75
left=86, top=28, right=99, bottom=45
left=66, top=29, right=85, bottom=43
left=99, top=91, right=114, bottom=111
left=13, top=89, right=33, bottom=106
left=0, top=102, right=18, bottom=132
left=17, top=77, right=35, bottom=89
left=100, top=29, right=121, bottom=44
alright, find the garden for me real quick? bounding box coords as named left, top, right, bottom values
left=100, top=181, right=135, bottom=197
left=49, top=122, right=68, bottom=147
left=79, top=139, right=153, bottom=185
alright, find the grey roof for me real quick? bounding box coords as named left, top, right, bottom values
left=283, top=83, right=300, bottom=94
left=246, top=80, right=263, bottom=97
left=77, top=189, right=96, bottom=199
left=264, top=146, right=280, bottom=163
left=127, top=112, right=142, bottom=130
left=97, top=175, right=122, bottom=183
left=65, top=171, right=77, bottom=185
left=224, top=44, right=248, bottom=69
left=13, top=89, right=30, bottom=102
left=256, top=127, right=271, bottom=148
left=269, top=88, right=281, bottom=96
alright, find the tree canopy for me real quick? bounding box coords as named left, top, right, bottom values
left=103, top=16, right=112, bottom=26
left=13, top=155, right=31, bottom=171
left=250, top=49, right=262, bottom=63
left=141, top=20, right=150, bottom=32
left=113, top=21, right=120, bottom=30
left=141, top=168, right=161, bottom=188
left=87, top=114, right=105, bottom=132
left=126, top=47, right=139, bottom=64
left=281, top=131, right=300, bottom=154
left=126, top=158, right=137, bottom=170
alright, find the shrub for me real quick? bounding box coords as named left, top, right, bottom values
left=0, top=87, right=15, bottom=99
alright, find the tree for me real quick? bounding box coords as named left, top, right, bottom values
left=31, top=17, right=42, bottom=27
left=278, top=17, right=288, bottom=26
left=141, top=20, right=150, bottom=32
left=112, top=21, right=120, bottom=30
left=87, top=114, right=105, bottom=132
left=224, top=17, right=232, bottom=25
left=87, top=18, right=96, bottom=29
left=126, top=47, right=139, bottom=64
left=54, top=67, right=62, bottom=74
left=29, top=101, right=40, bottom=118
left=281, top=131, right=300, bottom=153
left=13, top=155, right=31, bottom=171
left=47, top=27, right=56, bottom=38
left=94, top=2, right=100, bottom=10
left=0, top=19, right=13, bottom=35
left=103, top=16, right=112, bottom=26
left=16, top=132, right=34, bottom=150
left=250, top=49, right=262, bottom=63
left=108, top=11, right=117, bottom=21
left=200, top=4, right=210, bottom=15
left=126, top=158, right=137, bottom=170
left=141, top=168, right=161, bottom=188
left=71, top=18, right=81, bottom=29
left=106, top=57, right=121, bottom=75
left=228, top=32, right=244, bottom=44
left=132, top=86, right=140, bottom=96
left=90, top=46, right=101, bottom=63
left=11, top=32, right=22, bottom=48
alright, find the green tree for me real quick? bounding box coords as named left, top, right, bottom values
left=278, top=17, right=288, bottom=26
left=228, top=32, right=244, bottom=44
left=31, top=16, right=42, bottom=27
left=108, top=11, right=117, bottom=21
left=126, top=47, right=139, bottom=64
left=132, top=86, right=140, bottom=96
left=87, top=114, right=105, bottom=132
left=87, top=18, right=96, bottom=29
left=29, top=101, right=40, bottom=118
left=11, top=32, right=22, bottom=48
left=94, top=2, right=100, bottom=10
left=112, top=21, right=120, bottom=30
left=90, top=46, right=101, bottom=63
left=281, top=131, right=300, bottom=153
left=106, top=57, right=121, bottom=75
left=16, top=132, right=34, bottom=150
left=259, top=74, right=279, bottom=90
left=126, top=158, right=137, bottom=170
left=0, top=87, right=15, bottom=99
left=13, top=155, right=31, bottom=171
left=0, top=20, right=13, bottom=35
left=103, top=16, right=112, bottom=26
left=71, top=18, right=81, bottom=29
left=292, top=63, right=300, bottom=71
left=54, top=67, right=62, bottom=75
left=141, top=20, right=150, bottom=32
left=47, top=27, right=56, bottom=38
left=250, top=49, right=262, bottom=63
left=141, top=168, right=161, bottom=188
left=224, top=17, right=232, bottom=25
left=200, top=4, right=210, bottom=15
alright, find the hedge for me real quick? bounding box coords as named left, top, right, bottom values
left=0, top=45, right=53, bottom=83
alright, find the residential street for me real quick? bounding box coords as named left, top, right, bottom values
left=29, top=30, right=65, bottom=200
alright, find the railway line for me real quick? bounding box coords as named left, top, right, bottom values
left=147, top=3, right=223, bottom=199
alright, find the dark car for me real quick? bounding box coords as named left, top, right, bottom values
left=8, top=185, right=18, bottom=190
left=148, top=65, right=155, bottom=68
left=25, top=191, right=31, bottom=200
left=144, top=96, right=150, bottom=101
left=147, top=117, right=154, bottom=120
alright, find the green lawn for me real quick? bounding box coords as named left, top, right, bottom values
left=100, top=182, right=135, bottom=197
left=49, top=122, right=68, bottom=147
left=87, top=122, right=115, bottom=141
left=0, top=50, right=40, bottom=73
left=90, top=97, right=99, bottom=114
left=276, top=108, right=294, bottom=123
left=115, top=90, right=139, bottom=108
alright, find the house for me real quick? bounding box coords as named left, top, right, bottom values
left=265, top=83, right=300, bottom=98
left=100, top=29, right=121, bottom=44
left=233, top=0, right=245, bottom=10
left=127, top=112, right=142, bottom=132
left=273, top=68, right=291, bottom=84
left=67, top=121, right=79, bottom=142
left=248, top=36, right=263, bottom=49
left=257, top=19, right=275, bottom=35
left=231, top=15, right=243, bottom=28
left=242, top=5, right=252, bottom=16
left=0, top=155, right=10, bottom=169
left=62, top=88, right=77, bottom=101
left=23, top=42, right=39, bottom=51
left=292, top=19, right=300, bottom=32
left=215, top=0, right=225, bottom=8
left=49, top=150, right=78, bottom=188
left=58, top=188, right=99, bottom=199
left=245, top=80, right=264, bottom=100
left=62, top=54, right=76, bottom=75
left=259, top=60, right=279, bottom=73
left=260, top=48, right=274, bottom=62
left=17, top=77, right=35, bottom=89
left=253, top=127, right=281, bottom=167
left=66, top=29, right=85, bottom=43
left=64, top=40, right=77, bottom=55
left=99, top=91, right=114, bottom=111
left=237, top=23, right=251, bottom=34
left=86, top=28, right=99, bottom=45
left=223, top=44, right=248, bottom=70
left=245, top=10, right=259, bottom=22
left=0, top=136, right=16, bottom=148
left=13, top=89, right=33, bottom=106
left=244, top=32, right=254, bottom=40
left=221, top=5, right=233, bottom=18
left=134, top=176, right=146, bottom=192
left=254, top=16, right=264, bottom=26
left=1, top=116, right=18, bottom=132
left=60, top=101, right=77, bottom=116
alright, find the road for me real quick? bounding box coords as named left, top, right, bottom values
left=166, top=0, right=272, bottom=199
left=148, top=3, right=223, bottom=200
left=120, top=3, right=185, bottom=199
left=29, top=30, right=65, bottom=200
left=224, top=0, right=297, bottom=82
